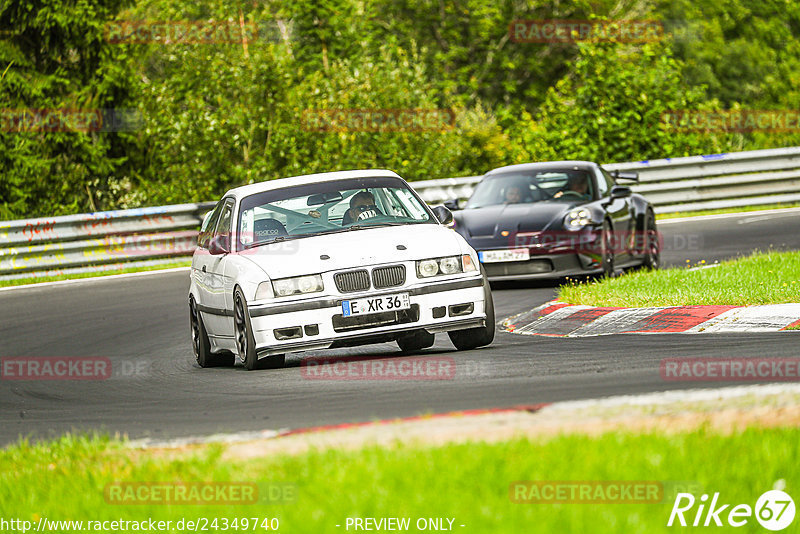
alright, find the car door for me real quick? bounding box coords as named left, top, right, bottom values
left=199, top=198, right=236, bottom=338
left=193, top=201, right=222, bottom=321
left=597, top=168, right=634, bottom=260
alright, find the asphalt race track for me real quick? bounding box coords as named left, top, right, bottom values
left=1, top=210, right=799, bottom=445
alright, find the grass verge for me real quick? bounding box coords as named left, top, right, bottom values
left=559, top=250, right=800, bottom=307
left=656, top=202, right=800, bottom=220
left=1, top=427, right=796, bottom=533
left=0, top=260, right=191, bottom=288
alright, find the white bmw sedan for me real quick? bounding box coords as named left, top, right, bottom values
left=189, top=169, right=494, bottom=370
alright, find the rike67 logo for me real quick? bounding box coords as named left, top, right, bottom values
left=668, top=490, right=795, bottom=530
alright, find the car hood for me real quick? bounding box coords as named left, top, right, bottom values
left=238, top=224, right=464, bottom=279
left=455, top=202, right=575, bottom=237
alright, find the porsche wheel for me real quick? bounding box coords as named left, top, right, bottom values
left=234, top=288, right=285, bottom=371
left=641, top=211, right=660, bottom=270
left=448, top=271, right=495, bottom=351
left=397, top=330, right=435, bottom=352
left=190, top=298, right=233, bottom=368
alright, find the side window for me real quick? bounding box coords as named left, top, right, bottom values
left=598, top=169, right=615, bottom=197
left=198, top=202, right=223, bottom=249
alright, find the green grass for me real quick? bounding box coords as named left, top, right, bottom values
left=0, top=260, right=191, bottom=288
left=656, top=202, right=800, bottom=220
left=559, top=250, right=800, bottom=307
left=1, top=428, right=797, bottom=533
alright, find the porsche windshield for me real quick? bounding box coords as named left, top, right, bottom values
left=465, top=169, right=595, bottom=208
left=236, top=176, right=434, bottom=249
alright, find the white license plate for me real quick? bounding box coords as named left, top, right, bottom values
left=478, top=249, right=530, bottom=263
left=342, top=293, right=411, bottom=317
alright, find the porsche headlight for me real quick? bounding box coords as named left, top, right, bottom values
left=565, top=209, right=592, bottom=231
left=271, top=274, right=324, bottom=297
left=416, top=255, right=476, bottom=278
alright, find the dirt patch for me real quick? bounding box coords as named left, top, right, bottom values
left=127, top=385, right=800, bottom=460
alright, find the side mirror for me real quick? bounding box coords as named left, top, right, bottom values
left=431, top=205, right=454, bottom=226
left=443, top=198, right=460, bottom=211
left=610, top=185, right=632, bottom=199
left=208, top=233, right=231, bottom=255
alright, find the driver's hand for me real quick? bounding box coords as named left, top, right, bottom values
left=554, top=191, right=564, bottom=198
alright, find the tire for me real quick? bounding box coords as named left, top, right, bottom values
left=448, top=271, right=495, bottom=351
left=234, top=288, right=285, bottom=371
left=397, top=330, right=435, bottom=352
left=190, top=297, right=234, bottom=368
left=640, top=210, right=660, bottom=270
left=601, top=219, right=615, bottom=278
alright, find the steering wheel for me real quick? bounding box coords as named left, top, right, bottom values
left=557, top=190, right=586, bottom=200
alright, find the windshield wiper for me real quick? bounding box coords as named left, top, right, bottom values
left=347, top=222, right=407, bottom=230
left=243, top=232, right=325, bottom=250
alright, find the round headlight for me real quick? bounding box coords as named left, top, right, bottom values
left=565, top=209, right=592, bottom=231
left=297, top=275, right=318, bottom=293
left=272, top=279, right=296, bottom=297
left=418, top=259, right=439, bottom=277
left=439, top=256, right=461, bottom=275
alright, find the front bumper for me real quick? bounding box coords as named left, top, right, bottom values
left=482, top=252, right=604, bottom=280
left=247, top=275, right=486, bottom=356
left=477, top=230, right=606, bottom=280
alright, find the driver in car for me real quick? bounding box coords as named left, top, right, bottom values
left=554, top=174, right=591, bottom=201
left=504, top=185, right=525, bottom=204
left=342, top=190, right=383, bottom=225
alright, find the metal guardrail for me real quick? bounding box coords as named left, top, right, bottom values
left=2, top=147, right=800, bottom=281
left=0, top=203, right=214, bottom=280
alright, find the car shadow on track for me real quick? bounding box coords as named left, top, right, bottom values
left=489, top=277, right=576, bottom=291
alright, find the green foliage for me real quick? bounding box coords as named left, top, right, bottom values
left=3, top=0, right=800, bottom=218
left=0, top=0, right=139, bottom=219
left=521, top=40, right=719, bottom=163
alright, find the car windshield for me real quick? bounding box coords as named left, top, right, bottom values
left=236, top=176, right=434, bottom=250
left=465, top=169, right=595, bottom=208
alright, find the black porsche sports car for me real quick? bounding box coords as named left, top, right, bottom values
left=445, top=161, right=660, bottom=281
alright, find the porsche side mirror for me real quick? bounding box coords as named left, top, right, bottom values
left=208, top=234, right=231, bottom=255
left=610, top=185, right=632, bottom=199
left=443, top=198, right=461, bottom=211
left=432, top=205, right=454, bottom=226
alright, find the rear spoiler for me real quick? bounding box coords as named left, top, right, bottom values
left=610, top=169, right=639, bottom=182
